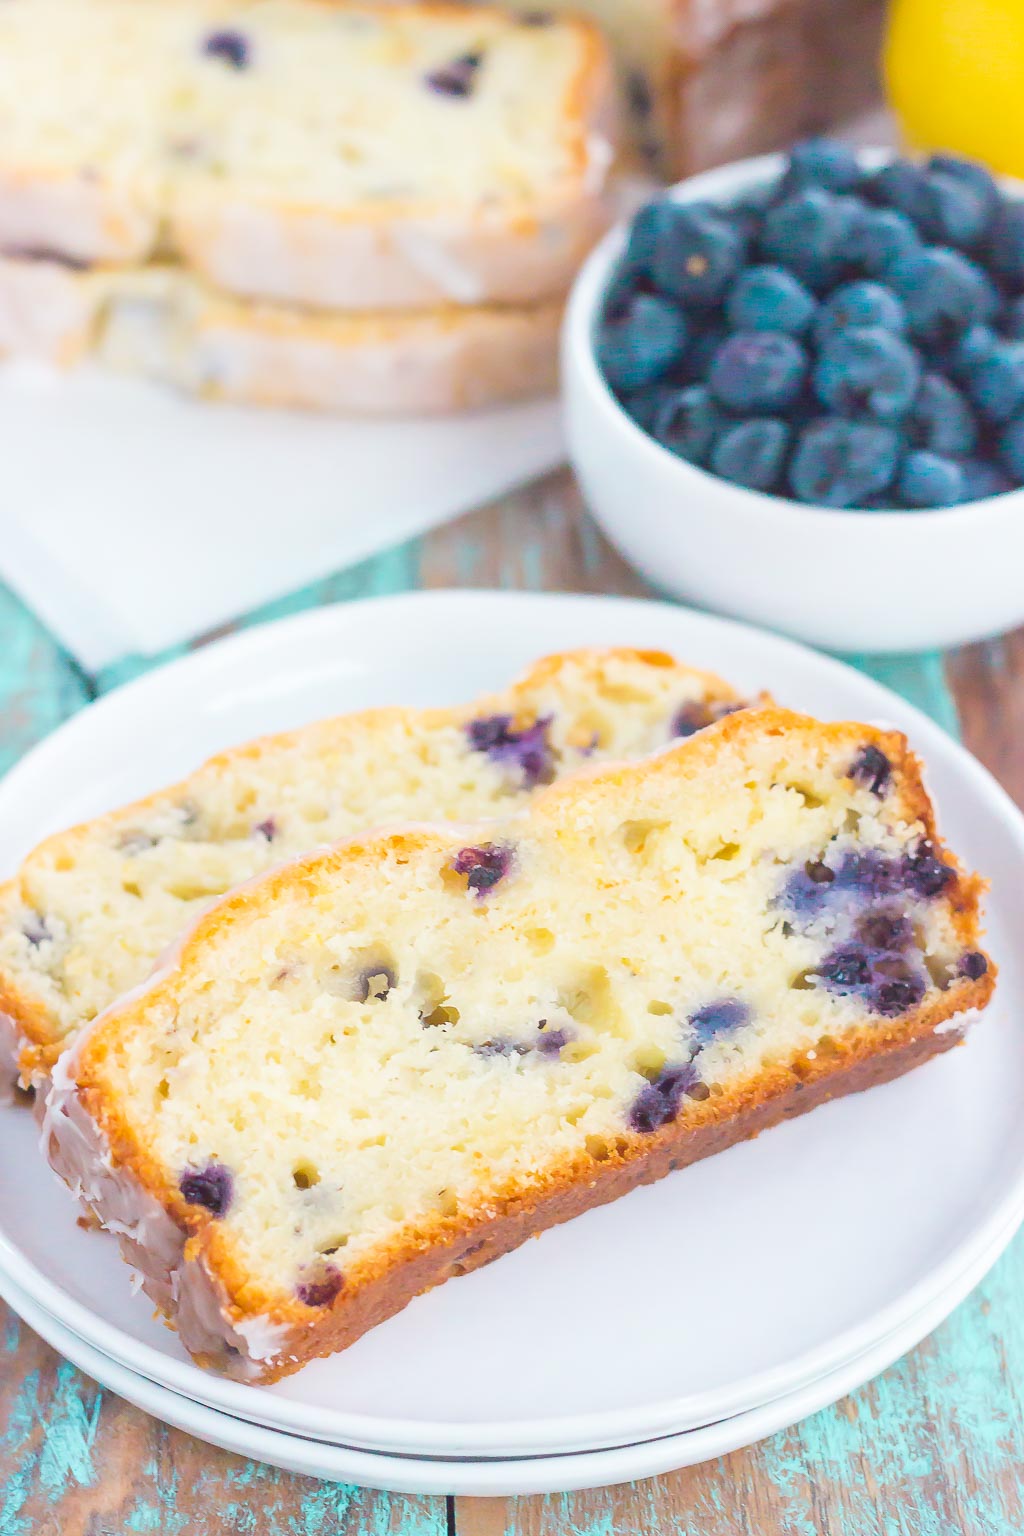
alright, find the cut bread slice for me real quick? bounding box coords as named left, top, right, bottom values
left=0, top=256, right=562, bottom=413
left=44, top=708, right=993, bottom=1381
left=0, top=0, right=615, bottom=310
left=0, top=648, right=754, bottom=1089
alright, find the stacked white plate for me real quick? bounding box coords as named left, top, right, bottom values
left=2, top=591, right=1024, bottom=1496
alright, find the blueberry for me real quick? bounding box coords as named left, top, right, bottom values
left=846, top=208, right=922, bottom=277
left=849, top=743, right=892, bottom=796
left=958, top=950, right=989, bottom=980
left=202, top=29, right=250, bottom=68
left=618, top=199, right=678, bottom=280
left=1000, top=415, right=1024, bottom=481
left=534, top=1023, right=572, bottom=1057
left=868, top=161, right=992, bottom=248
left=180, top=1163, right=233, bottom=1217
left=789, top=419, right=901, bottom=507
left=671, top=699, right=742, bottom=737
left=967, top=341, right=1024, bottom=423
left=688, top=998, right=751, bottom=1043
left=1003, top=297, right=1024, bottom=339
left=776, top=857, right=836, bottom=918
left=628, top=1062, right=699, bottom=1133
left=831, top=847, right=902, bottom=901
left=596, top=294, right=688, bottom=391
left=467, top=713, right=554, bottom=787
left=761, top=189, right=859, bottom=290
left=813, top=281, right=907, bottom=345
left=296, top=1265, right=343, bottom=1307
left=450, top=842, right=515, bottom=895
left=870, top=959, right=927, bottom=1017
left=813, top=327, right=921, bottom=421
left=855, top=908, right=912, bottom=951
left=945, top=323, right=997, bottom=384
left=776, top=847, right=902, bottom=922
left=650, top=385, right=720, bottom=465
left=711, top=418, right=790, bottom=491
left=900, top=840, right=954, bottom=897
left=898, top=451, right=965, bottom=508
left=866, top=162, right=937, bottom=229
left=815, top=943, right=925, bottom=1017
left=424, top=52, right=483, bottom=97
left=920, top=170, right=995, bottom=248
left=649, top=204, right=745, bottom=308
left=928, top=155, right=1001, bottom=235
left=708, top=332, right=807, bottom=412
left=988, top=201, right=1024, bottom=290
left=816, top=942, right=873, bottom=990
left=959, top=456, right=1016, bottom=499
left=676, top=323, right=729, bottom=385
left=888, top=248, right=998, bottom=345
left=253, top=816, right=277, bottom=842
left=22, top=912, right=52, bottom=947
left=726, top=195, right=770, bottom=245
left=906, top=374, right=978, bottom=455
left=782, top=138, right=863, bottom=194
left=726, top=265, right=817, bottom=335
left=621, top=383, right=677, bottom=432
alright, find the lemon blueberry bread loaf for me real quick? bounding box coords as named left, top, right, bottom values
left=0, top=0, right=614, bottom=311
left=0, top=649, right=751, bottom=1091
left=502, top=0, right=883, bottom=177
left=0, top=257, right=563, bottom=414
left=44, top=708, right=992, bottom=1380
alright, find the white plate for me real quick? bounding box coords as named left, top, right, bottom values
left=1, top=1199, right=1018, bottom=1496
left=1, top=591, right=1023, bottom=1459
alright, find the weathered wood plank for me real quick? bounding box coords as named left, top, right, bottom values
left=948, top=633, right=1024, bottom=804
left=0, top=1301, right=447, bottom=1536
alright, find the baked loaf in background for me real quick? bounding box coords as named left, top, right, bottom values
left=44, top=708, right=992, bottom=1381
left=0, top=258, right=563, bottom=414
left=0, top=648, right=752, bottom=1090
left=0, top=0, right=614, bottom=311
left=513, top=0, right=885, bottom=175
left=0, top=0, right=615, bottom=411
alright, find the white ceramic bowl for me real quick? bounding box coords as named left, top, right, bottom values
left=564, top=153, right=1024, bottom=655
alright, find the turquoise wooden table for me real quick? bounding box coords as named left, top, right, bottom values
left=1, top=472, right=1022, bottom=1535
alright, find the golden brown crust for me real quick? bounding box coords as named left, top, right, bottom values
left=0, top=648, right=746, bottom=1079
left=66, top=708, right=993, bottom=1379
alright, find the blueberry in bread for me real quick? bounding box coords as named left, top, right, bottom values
left=0, top=0, right=614, bottom=311
left=0, top=649, right=752, bottom=1090
left=44, top=709, right=992, bottom=1381
left=0, top=256, right=564, bottom=415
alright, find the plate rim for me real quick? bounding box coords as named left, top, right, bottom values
left=1, top=1200, right=1018, bottom=1495
left=2, top=587, right=1024, bottom=1456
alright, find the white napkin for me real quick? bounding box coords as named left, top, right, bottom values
left=0, top=362, right=563, bottom=671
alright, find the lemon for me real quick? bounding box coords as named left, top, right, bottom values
left=885, top=0, right=1024, bottom=177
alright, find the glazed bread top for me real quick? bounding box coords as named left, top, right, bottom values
left=0, top=649, right=749, bottom=1077
left=55, top=709, right=991, bottom=1378
left=0, top=0, right=614, bottom=305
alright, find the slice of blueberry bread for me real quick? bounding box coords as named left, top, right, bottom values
left=0, top=0, right=614, bottom=310
left=0, top=256, right=563, bottom=415
left=44, top=709, right=992, bottom=1381
left=0, top=649, right=753, bottom=1091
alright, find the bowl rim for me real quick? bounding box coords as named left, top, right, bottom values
left=569, top=147, right=1024, bottom=528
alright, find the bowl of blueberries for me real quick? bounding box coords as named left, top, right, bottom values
left=563, top=139, right=1024, bottom=653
